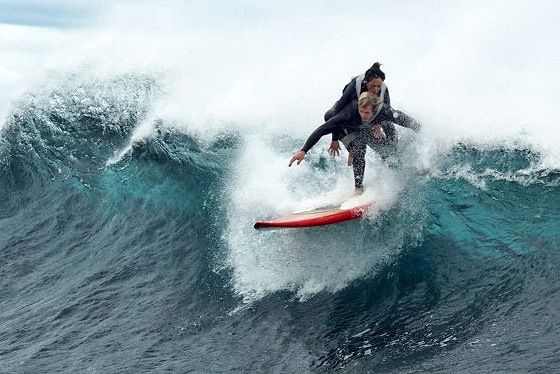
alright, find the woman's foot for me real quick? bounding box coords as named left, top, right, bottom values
left=354, top=187, right=364, bottom=196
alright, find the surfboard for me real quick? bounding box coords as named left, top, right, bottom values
left=253, top=201, right=374, bottom=230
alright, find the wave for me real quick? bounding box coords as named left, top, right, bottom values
left=1, top=69, right=560, bottom=373
left=0, top=74, right=157, bottom=188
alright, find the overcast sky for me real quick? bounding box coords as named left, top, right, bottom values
left=0, top=0, right=107, bottom=28
left=0, top=0, right=419, bottom=29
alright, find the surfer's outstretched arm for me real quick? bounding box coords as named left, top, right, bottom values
left=288, top=122, right=332, bottom=167
left=289, top=115, right=345, bottom=166
left=289, top=151, right=306, bottom=167
left=300, top=120, right=342, bottom=154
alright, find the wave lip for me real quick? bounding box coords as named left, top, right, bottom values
left=0, top=73, right=157, bottom=187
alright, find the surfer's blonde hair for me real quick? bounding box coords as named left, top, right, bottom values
left=358, top=92, right=382, bottom=109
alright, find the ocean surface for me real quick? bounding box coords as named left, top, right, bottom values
left=1, top=72, right=559, bottom=373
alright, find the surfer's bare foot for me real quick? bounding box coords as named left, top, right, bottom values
left=347, top=153, right=354, bottom=166
left=354, top=187, right=363, bottom=196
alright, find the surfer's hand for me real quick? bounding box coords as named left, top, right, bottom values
left=329, top=141, right=341, bottom=157
left=372, top=125, right=386, bottom=140
left=289, top=151, right=306, bottom=167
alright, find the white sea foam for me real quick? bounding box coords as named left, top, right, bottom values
left=223, top=135, right=407, bottom=301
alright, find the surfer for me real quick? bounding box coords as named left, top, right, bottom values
left=325, top=62, right=419, bottom=159
left=324, top=62, right=390, bottom=122
left=289, top=92, right=414, bottom=194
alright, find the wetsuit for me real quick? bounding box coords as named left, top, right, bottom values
left=301, top=101, right=365, bottom=153
left=301, top=100, right=409, bottom=189
left=338, top=105, right=400, bottom=189
left=324, top=73, right=391, bottom=121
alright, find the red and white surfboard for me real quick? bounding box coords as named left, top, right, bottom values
left=254, top=202, right=374, bottom=230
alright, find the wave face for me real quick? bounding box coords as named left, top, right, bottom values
left=1, top=73, right=559, bottom=373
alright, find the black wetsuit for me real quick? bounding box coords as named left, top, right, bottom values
left=301, top=101, right=416, bottom=189
left=324, top=74, right=391, bottom=122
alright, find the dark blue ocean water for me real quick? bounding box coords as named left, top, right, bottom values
left=1, top=75, right=560, bottom=373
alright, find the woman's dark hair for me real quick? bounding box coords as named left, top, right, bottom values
left=364, top=62, right=385, bottom=82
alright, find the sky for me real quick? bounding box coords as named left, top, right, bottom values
left=0, top=0, right=102, bottom=28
